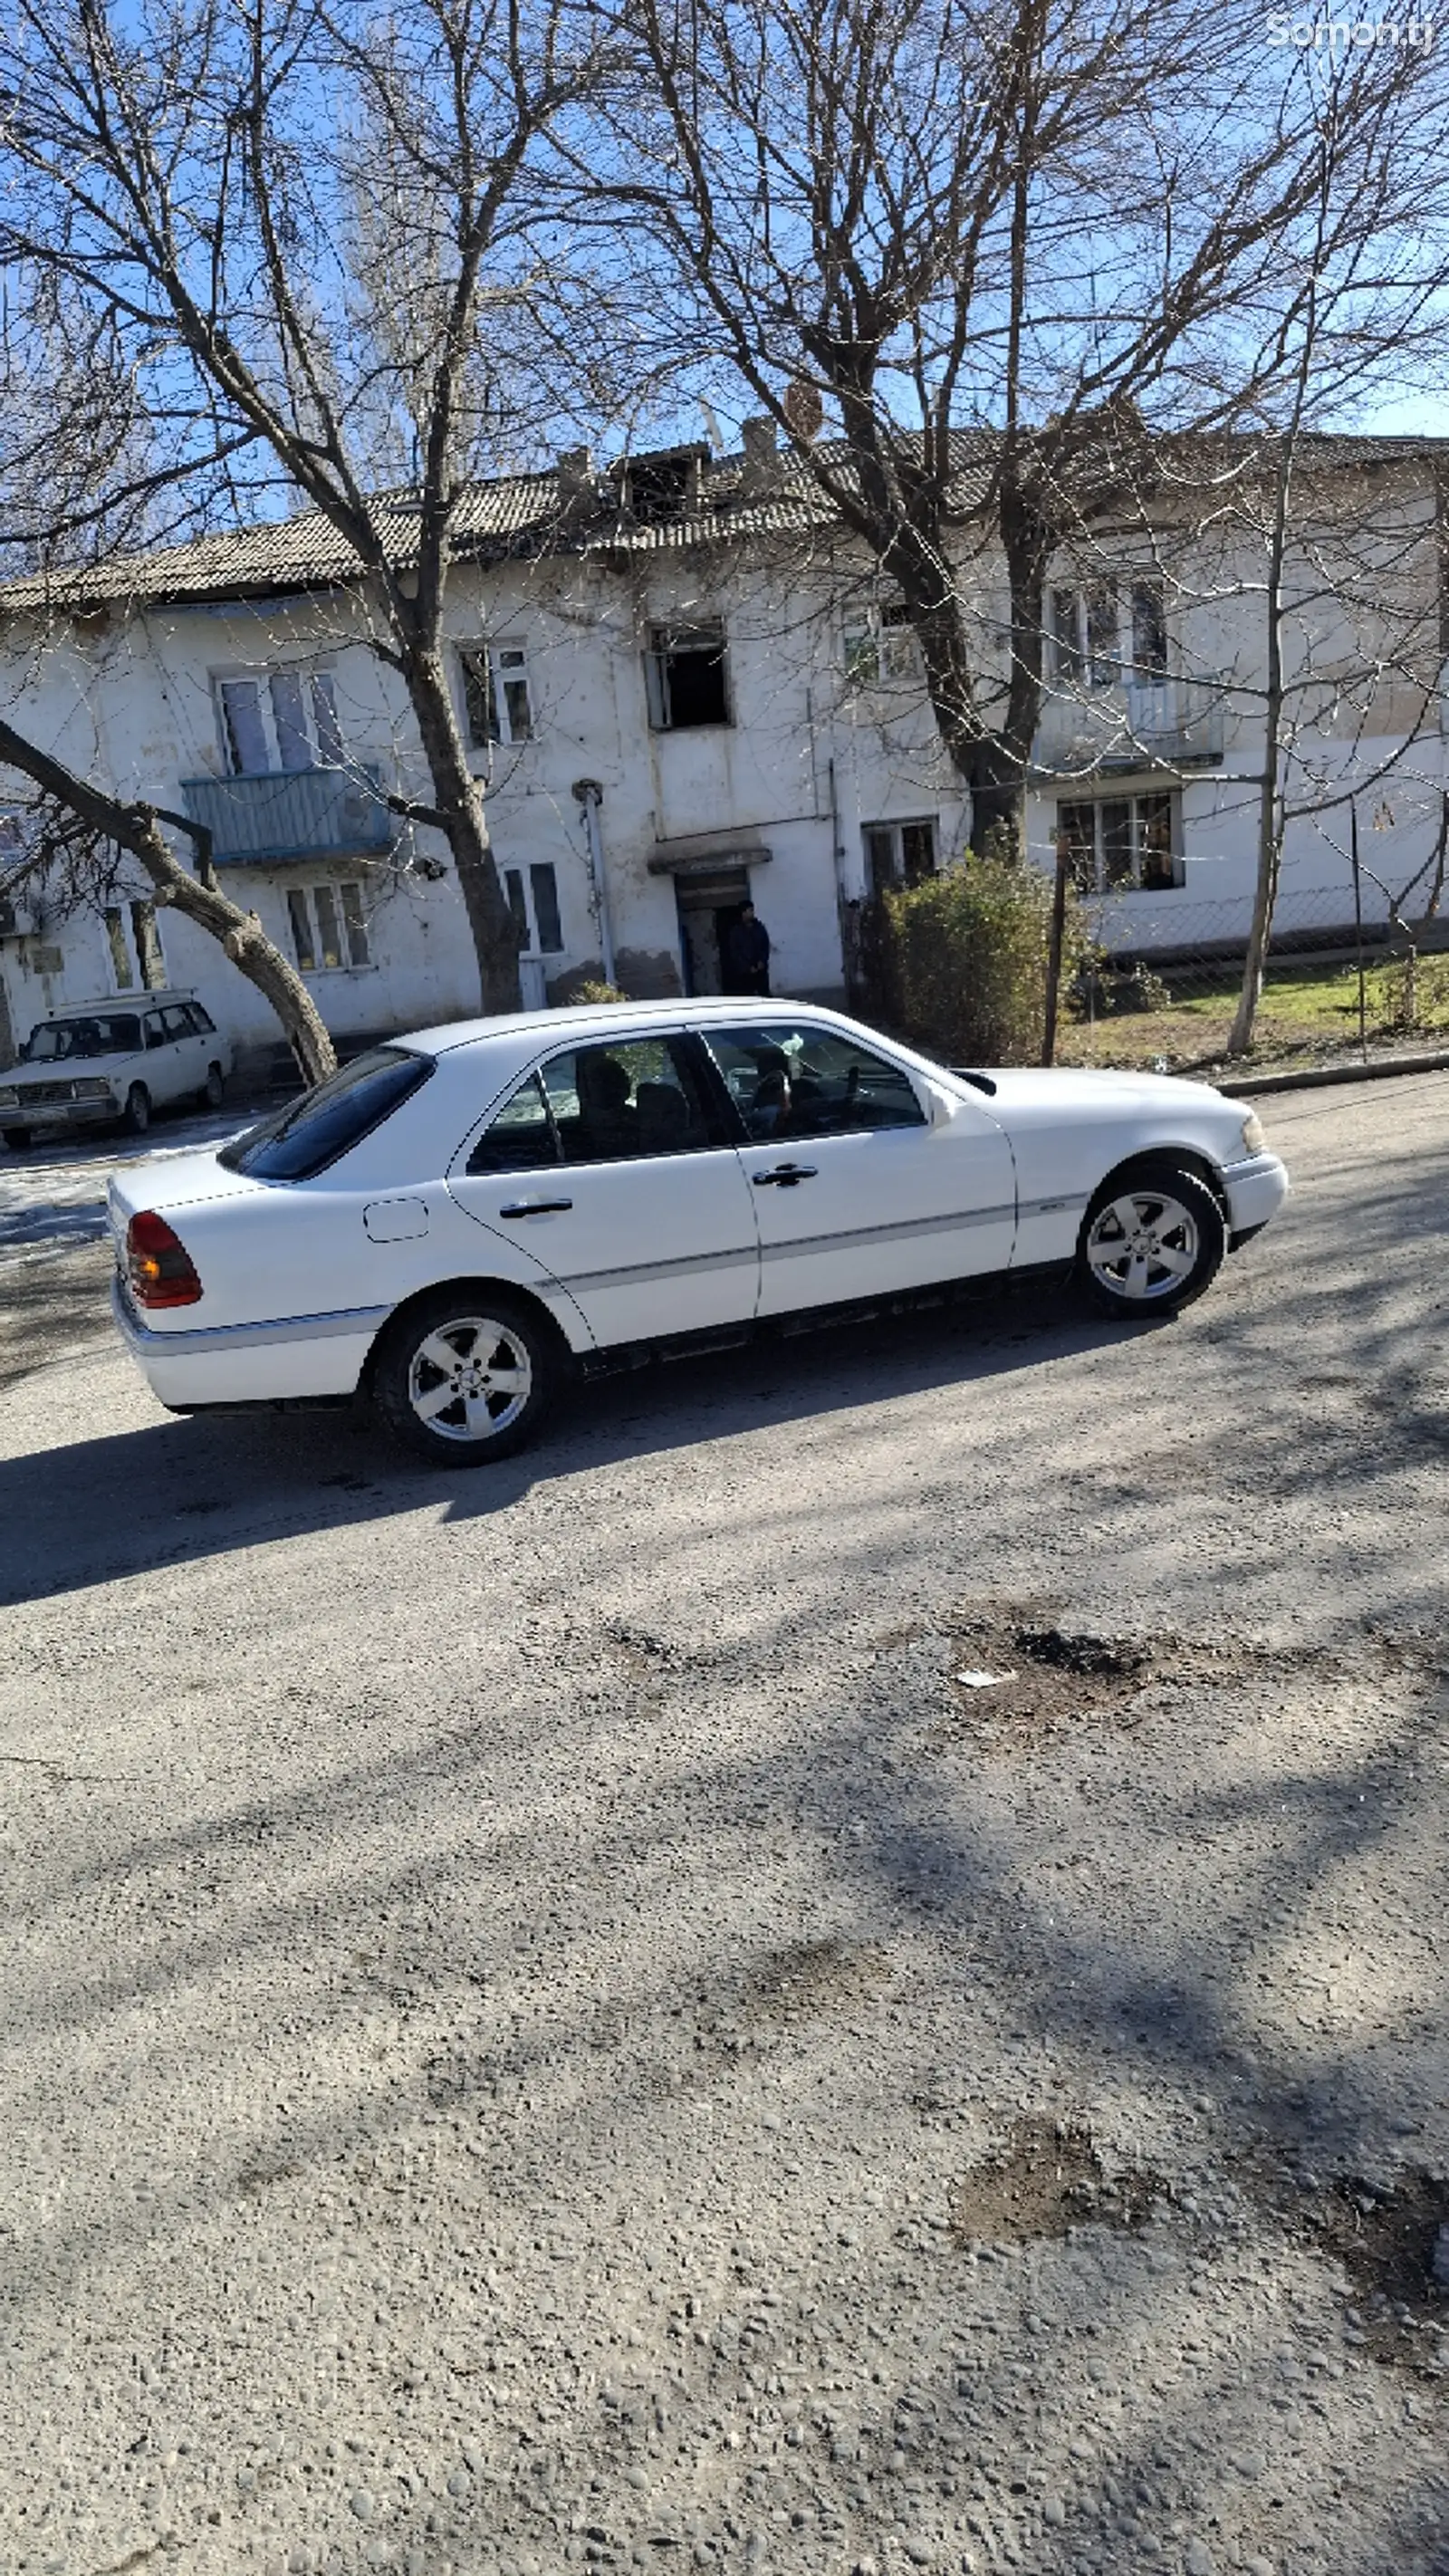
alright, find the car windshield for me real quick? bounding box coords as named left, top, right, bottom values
left=21, top=1014, right=142, bottom=1060
left=219, top=1045, right=432, bottom=1180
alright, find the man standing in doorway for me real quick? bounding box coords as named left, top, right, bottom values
left=724, top=901, right=772, bottom=997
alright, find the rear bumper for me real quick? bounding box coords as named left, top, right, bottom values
left=1220, top=1150, right=1290, bottom=1242
left=110, top=1272, right=388, bottom=1408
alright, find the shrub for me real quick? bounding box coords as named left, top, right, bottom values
left=878, top=851, right=1090, bottom=1064
left=568, top=976, right=629, bottom=1005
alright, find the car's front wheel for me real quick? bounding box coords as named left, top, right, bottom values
left=2, top=1127, right=32, bottom=1152
left=1078, top=1160, right=1225, bottom=1320
left=121, top=1082, right=152, bottom=1137
left=203, top=1062, right=226, bottom=1109
left=371, top=1289, right=561, bottom=1465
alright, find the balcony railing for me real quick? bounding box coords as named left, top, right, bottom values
left=179, top=765, right=395, bottom=865
left=1032, top=678, right=1224, bottom=778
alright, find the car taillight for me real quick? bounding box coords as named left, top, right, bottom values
left=126, top=1210, right=203, bottom=1309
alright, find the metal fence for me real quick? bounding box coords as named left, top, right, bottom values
left=1061, top=883, right=1449, bottom=1071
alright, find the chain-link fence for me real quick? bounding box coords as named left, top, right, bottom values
left=1060, top=884, right=1449, bottom=1072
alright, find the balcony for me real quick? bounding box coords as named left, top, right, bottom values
left=1032, top=678, right=1224, bottom=778
left=178, top=765, right=395, bottom=866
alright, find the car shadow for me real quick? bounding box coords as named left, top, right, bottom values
left=0, top=1274, right=1139, bottom=1607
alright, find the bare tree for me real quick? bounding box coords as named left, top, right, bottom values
left=0, top=0, right=619, bottom=1014
left=0, top=716, right=337, bottom=1081
left=585, top=0, right=1449, bottom=859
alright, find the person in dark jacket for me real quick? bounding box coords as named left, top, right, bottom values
left=723, top=902, right=772, bottom=996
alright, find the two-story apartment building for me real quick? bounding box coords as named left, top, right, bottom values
left=2, top=427, right=1444, bottom=1070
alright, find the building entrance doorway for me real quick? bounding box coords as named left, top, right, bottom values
left=675, top=867, right=752, bottom=995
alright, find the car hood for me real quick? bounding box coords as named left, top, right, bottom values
left=972, top=1065, right=1225, bottom=1117
left=10, top=1048, right=142, bottom=1080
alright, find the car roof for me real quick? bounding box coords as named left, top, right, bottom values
left=406, top=996, right=862, bottom=1055
left=33, top=990, right=197, bottom=1016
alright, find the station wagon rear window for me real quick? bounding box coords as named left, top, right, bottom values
left=220, top=1046, right=432, bottom=1179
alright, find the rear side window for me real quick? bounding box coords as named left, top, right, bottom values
left=220, top=1047, right=432, bottom=1180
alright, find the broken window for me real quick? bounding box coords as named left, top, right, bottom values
left=1057, top=793, right=1178, bottom=892
left=625, top=452, right=701, bottom=524
left=459, top=644, right=534, bottom=748
left=645, top=621, right=732, bottom=729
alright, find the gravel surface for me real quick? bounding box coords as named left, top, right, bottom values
left=0, top=1077, right=1445, bottom=2576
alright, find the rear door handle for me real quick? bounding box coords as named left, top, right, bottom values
left=753, top=1164, right=818, bottom=1187
left=498, top=1198, right=573, bottom=1217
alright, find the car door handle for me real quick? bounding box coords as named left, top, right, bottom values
left=753, top=1164, right=818, bottom=1187
left=498, top=1197, right=573, bottom=1217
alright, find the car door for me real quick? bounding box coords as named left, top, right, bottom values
left=697, top=1020, right=1017, bottom=1316
left=160, top=1003, right=206, bottom=1095
left=140, top=1006, right=187, bottom=1105
left=446, top=1030, right=761, bottom=1349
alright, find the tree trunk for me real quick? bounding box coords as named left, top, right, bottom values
left=132, top=815, right=337, bottom=1085
left=401, top=653, right=522, bottom=1014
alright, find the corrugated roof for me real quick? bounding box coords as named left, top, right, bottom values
left=0, top=437, right=996, bottom=612
left=1, top=427, right=1440, bottom=615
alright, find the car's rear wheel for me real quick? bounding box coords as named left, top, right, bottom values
left=1078, top=1160, right=1225, bottom=1320
left=203, top=1062, right=226, bottom=1109
left=372, top=1289, right=560, bottom=1466
left=121, top=1082, right=151, bottom=1137
left=2, top=1127, right=32, bottom=1152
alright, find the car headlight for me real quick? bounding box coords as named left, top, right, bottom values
left=72, top=1079, right=114, bottom=1100
left=1239, top=1110, right=1266, bottom=1156
left=0, top=1086, right=18, bottom=1110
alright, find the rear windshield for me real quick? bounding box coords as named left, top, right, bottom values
left=22, top=1014, right=142, bottom=1060
left=219, top=1046, right=432, bottom=1180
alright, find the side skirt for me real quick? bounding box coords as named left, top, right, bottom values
left=577, top=1263, right=1072, bottom=1379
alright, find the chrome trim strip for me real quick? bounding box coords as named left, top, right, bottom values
left=111, top=1273, right=389, bottom=1356
left=757, top=1202, right=1017, bottom=1262
left=1016, top=1191, right=1091, bottom=1221
left=559, top=1242, right=760, bottom=1294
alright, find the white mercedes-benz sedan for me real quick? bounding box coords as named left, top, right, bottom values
left=107, top=997, right=1289, bottom=1465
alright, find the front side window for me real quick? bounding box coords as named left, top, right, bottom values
left=465, top=1035, right=722, bottom=1173
left=460, top=645, right=534, bottom=748
left=216, top=668, right=344, bottom=775
left=645, top=622, right=731, bottom=730
left=1059, top=792, right=1178, bottom=891
left=702, top=1024, right=926, bottom=1140
left=863, top=816, right=937, bottom=900
left=220, top=1048, right=431, bottom=1179
left=287, top=879, right=371, bottom=972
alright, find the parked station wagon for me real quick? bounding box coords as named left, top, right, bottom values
left=0, top=993, right=232, bottom=1149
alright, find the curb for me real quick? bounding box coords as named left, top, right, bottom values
left=1214, top=1046, right=1449, bottom=1099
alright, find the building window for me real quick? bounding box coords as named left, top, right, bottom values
left=216, top=668, right=345, bottom=775
left=503, top=860, right=564, bottom=954
left=645, top=621, right=732, bottom=730
left=1058, top=793, right=1178, bottom=892
left=460, top=645, right=534, bottom=748
left=863, top=816, right=938, bottom=900
left=843, top=599, right=919, bottom=686
left=286, top=879, right=372, bottom=972
left=104, top=899, right=167, bottom=992
left=1051, top=577, right=1167, bottom=687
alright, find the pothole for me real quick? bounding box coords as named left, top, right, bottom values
left=1232, top=2154, right=1449, bottom=2370
left=949, top=2116, right=1166, bottom=2244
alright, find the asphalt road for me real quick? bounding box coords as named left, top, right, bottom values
left=0, top=1078, right=1445, bottom=2576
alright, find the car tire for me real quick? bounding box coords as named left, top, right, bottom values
left=2, top=1127, right=32, bottom=1152
left=371, top=1288, right=561, bottom=1466
left=121, top=1083, right=152, bottom=1137
left=1077, top=1159, right=1225, bottom=1320
left=203, top=1062, right=226, bottom=1109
